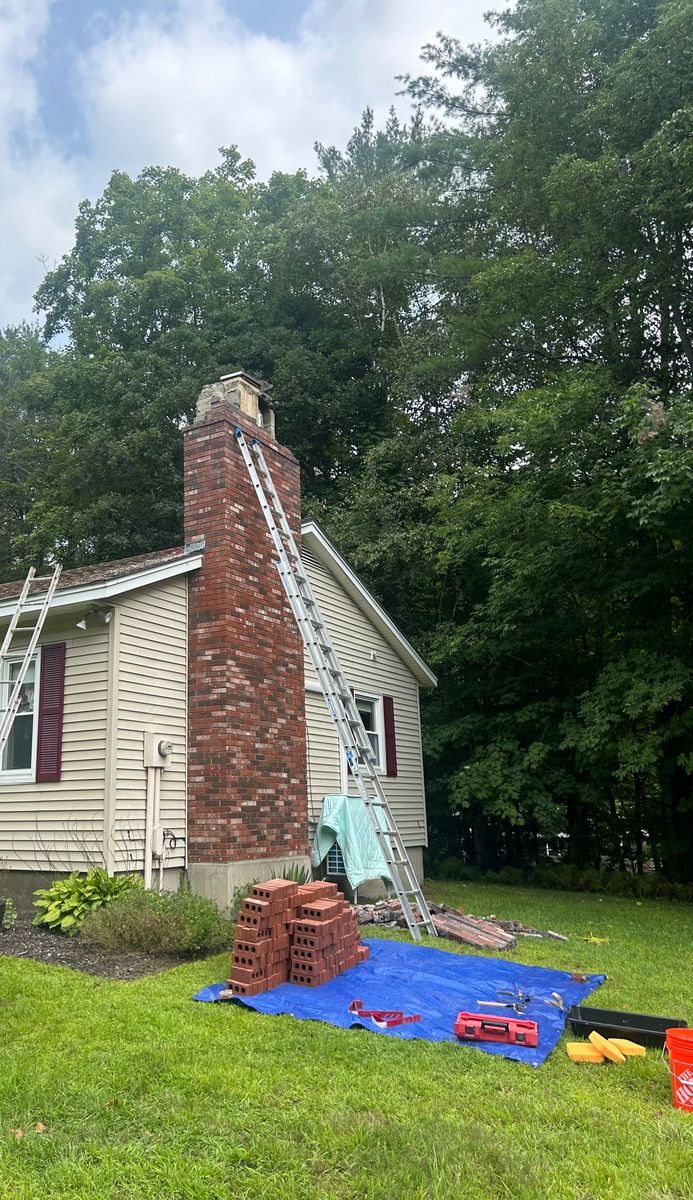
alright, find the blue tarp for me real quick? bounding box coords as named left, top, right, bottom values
left=194, top=937, right=604, bottom=1066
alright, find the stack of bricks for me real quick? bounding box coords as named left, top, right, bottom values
left=223, top=878, right=369, bottom=999
left=290, top=880, right=369, bottom=987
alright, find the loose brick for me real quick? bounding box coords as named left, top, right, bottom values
left=230, top=965, right=266, bottom=986
left=234, top=937, right=272, bottom=959
left=237, top=912, right=273, bottom=936
left=232, top=948, right=269, bottom=969
left=290, top=969, right=328, bottom=988
left=291, top=944, right=321, bottom=963
left=251, top=880, right=298, bottom=904
left=231, top=979, right=268, bottom=997
left=294, top=917, right=340, bottom=941
left=296, top=883, right=334, bottom=903
left=242, top=897, right=272, bottom=920
left=299, top=899, right=342, bottom=922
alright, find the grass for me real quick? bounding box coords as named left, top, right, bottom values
left=0, top=882, right=691, bottom=1200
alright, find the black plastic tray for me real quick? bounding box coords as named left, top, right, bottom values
left=568, top=1005, right=687, bottom=1047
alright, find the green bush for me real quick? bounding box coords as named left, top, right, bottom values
left=1, top=897, right=16, bottom=930
left=33, top=869, right=142, bottom=934
left=495, top=866, right=526, bottom=886
left=435, top=856, right=482, bottom=881
left=80, top=887, right=235, bottom=954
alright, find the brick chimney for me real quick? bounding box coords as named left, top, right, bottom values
left=184, top=372, right=309, bottom=907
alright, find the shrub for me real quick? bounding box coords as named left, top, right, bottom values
left=574, top=867, right=607, bottom=893
left=80, top=887, right=235, bottom=954
left=33, top=868, right=142, bottom=934
left=496, top=866, right=526, bottom=886
left=435, top=856, right=463, bottom=880
left=429, top=860, right=693, bottom=903
left=270, top=863, right=312, bottom=885
left=1, top=897, right=16, bottom=930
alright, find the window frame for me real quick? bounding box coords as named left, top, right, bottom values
left=353, top=691, right=384, bottom=773
left=0, top=651, right=40, bottom=784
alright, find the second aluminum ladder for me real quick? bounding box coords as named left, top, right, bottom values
left=0, top=564, right=62, bottom=760
left=234, top=428, right=437, bottom=941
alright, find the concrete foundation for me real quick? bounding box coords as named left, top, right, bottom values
left=188, top=856, right=312, bottom=914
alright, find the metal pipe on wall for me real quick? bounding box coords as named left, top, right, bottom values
left=144, top=766, right=156, bottom=889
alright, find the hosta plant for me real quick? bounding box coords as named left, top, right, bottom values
left=33, top=868, right=142, bottom=934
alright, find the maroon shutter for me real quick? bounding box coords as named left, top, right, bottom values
left=383, top=695, right=398, bottom=777
left=36, top=642, right=66, bottom=783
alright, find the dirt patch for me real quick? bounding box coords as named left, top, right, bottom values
left=0, top=909, right=222, bottom=980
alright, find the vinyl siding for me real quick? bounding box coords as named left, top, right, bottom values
left=305, top=690, right=342, bottom=832
left=112, top=577, right=187, bottom=872
left=302, top=551, right=428, bottom=847
left=0, top=618, right=108, bottom=870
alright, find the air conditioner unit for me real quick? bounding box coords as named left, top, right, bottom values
left=326, top=843, right=345, bottom=876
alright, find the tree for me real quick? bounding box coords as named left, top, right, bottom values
left=331, top=0, right=693, bottom=877
left=0, top=324, right=55, bottom=579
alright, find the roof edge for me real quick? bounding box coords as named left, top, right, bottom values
left=300, top=521, right=437, bottom=688
left=0, top=547, right=204, bottom=622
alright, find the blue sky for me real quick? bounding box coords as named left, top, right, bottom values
left=0, top=0, right=495, bottom=328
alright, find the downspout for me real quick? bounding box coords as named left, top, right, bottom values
left=143, top=734, right=173, bottom=889
left=144, top=766, right=156, bottom=889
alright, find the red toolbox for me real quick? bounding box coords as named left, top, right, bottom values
left=454, top=1011, right=538, bottom=1047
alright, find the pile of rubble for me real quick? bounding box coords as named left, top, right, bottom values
left=478, top=915, right=569, bottom=942
left=356, top=899, right=568, bottom=950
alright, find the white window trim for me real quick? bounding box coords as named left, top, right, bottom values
left=0, top=651, right=40, bottom=785
left=353, top=690, right=384, bottom=774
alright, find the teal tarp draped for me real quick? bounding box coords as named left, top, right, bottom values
left=311, top=794, right=392, bottom=888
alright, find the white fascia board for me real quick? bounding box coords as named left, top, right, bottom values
left=300, top=521, right=437, bottom=688
left=0, top=554, right=203, bottom=622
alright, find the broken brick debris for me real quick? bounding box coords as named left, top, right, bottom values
left=356, top=899, right=568, bottom=950
left=220, top=879, right=369, bottom=998
left=429, top=906, right=517, bottom=951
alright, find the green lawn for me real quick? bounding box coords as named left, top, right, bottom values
left=1, top=883, right=691, bottom=1200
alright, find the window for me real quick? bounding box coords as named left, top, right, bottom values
left=1, top=657, right=38, bottom=776
left=355, top=693, right=383, bottom=770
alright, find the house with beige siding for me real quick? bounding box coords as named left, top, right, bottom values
left=0, top=373, right=435, bottom=908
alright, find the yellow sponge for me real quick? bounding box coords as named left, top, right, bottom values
left=608, top=1038, right=646, bottom=1057
left=566, top=1042, right=606, bottom=1063
left=589, top=1031, right=626, bottom=1063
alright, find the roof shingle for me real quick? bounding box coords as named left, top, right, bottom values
left=0, top=546, right=191, bottom=603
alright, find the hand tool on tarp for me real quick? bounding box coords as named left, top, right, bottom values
left=477, top=988, right=532, bottom=1015
left=544, top=991, right=568, bottom=1013
left=348, top=999, right=421, bottom=1028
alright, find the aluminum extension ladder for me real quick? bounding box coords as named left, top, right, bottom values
left=234, top=428, right=437, bottom=941
left=0, top=565, right=62, bottom=760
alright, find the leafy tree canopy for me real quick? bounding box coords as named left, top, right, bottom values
left=1, top=0, right=692, bottom=877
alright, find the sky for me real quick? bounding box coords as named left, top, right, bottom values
left=0, top=0, right=496, bottom=329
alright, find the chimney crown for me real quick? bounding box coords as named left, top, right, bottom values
left=195, top=370, right=275, bottom=437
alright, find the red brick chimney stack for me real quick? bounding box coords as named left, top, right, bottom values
left=183, top=372, right=309, bottom=907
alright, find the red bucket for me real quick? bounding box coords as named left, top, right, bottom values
left=665, top=1028, right=693, bottom=1112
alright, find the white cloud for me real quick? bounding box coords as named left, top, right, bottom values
left=0, top=0, right=495, bottom=327
left=79, top=0, right=489, bottom=177
left=0, top=1, right=84, bottom=326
